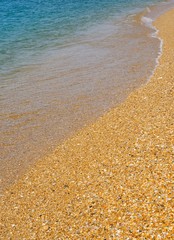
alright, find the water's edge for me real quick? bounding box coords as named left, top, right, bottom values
left=1, top=1, right=174, bottom=193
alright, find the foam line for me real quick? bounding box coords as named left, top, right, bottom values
left=141, top=16, right=163, bottom=83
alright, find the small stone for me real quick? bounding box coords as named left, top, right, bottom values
left=42, top=225, right=49, bottom=231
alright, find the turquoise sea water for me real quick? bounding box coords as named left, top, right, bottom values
left=0, top=0, right=165, bottom=73
left=1, top=0, right=174, bottom=191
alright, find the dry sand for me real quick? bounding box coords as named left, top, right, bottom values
left=0, top=8, right=174, bottom=240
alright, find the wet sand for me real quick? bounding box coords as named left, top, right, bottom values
left=0, top=8, right=174, bottom=240
left=0, top=12, right=160, bottom=192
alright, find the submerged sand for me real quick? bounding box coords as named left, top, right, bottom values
left=0, top=8, right=174, bottom=240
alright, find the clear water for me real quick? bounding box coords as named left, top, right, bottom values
left=0, top=0, right=164, bottom=73
left=1, top=0, right=174, bottom=191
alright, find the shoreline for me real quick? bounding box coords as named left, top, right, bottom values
left=1, top=8, right=174, bottom=239
left=1, top=1, right=173, bottom=193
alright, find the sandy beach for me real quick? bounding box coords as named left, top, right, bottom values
left=0, top=8, right=174, bottom=240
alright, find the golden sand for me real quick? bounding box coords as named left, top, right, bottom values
left=0, top=9, right=174, bottom=240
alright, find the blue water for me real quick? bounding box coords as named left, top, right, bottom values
left=0, top=0, right=163, bottom=73
left=1, top=0, right=174, bottom=191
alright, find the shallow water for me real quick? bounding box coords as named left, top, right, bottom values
left=0, top=0, right=174, bottom=191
